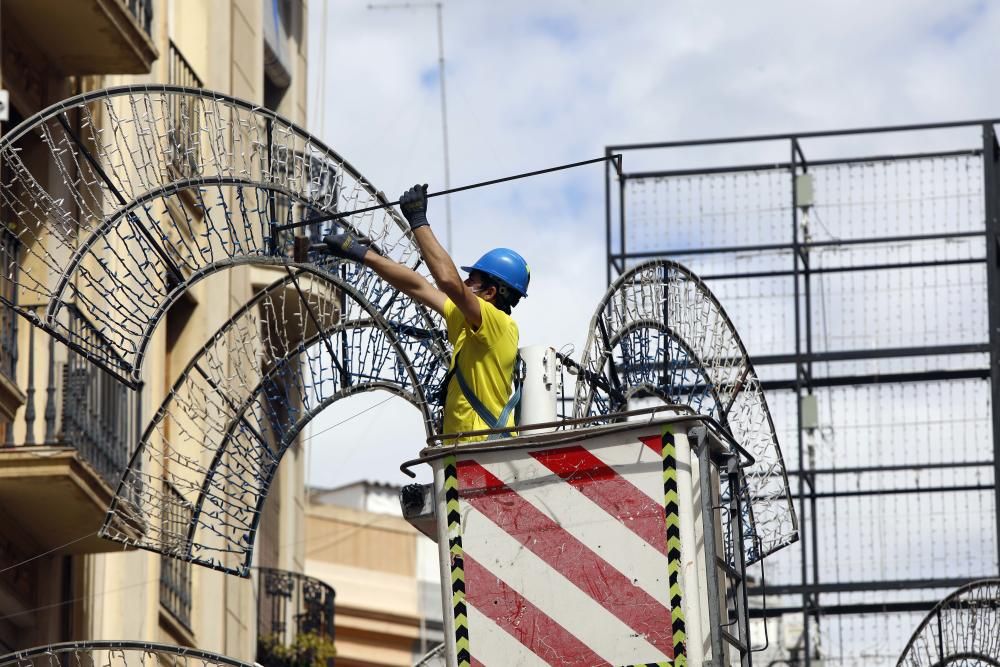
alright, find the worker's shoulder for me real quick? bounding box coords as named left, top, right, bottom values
left=480, top=298, right=516, bottom=326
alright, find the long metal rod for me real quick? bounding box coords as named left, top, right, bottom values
left=605, top=147, right=613, bottom=285
left=751, top=600, right=963, bottom=618
left=435, top=2, right=453, bottom=252
left=753, top=343, right=990, bottom=366
left=623, top=148, right=982, bottom=180
left=277, top=154, right=619, bottom=232
left=760, top=367, right=989, bottom=391
left=799, top=483, right=994, bottom=499
left=726, top=457, right=752, bottom=666
left=367, top=1, right=453, bottom=251
left=750, top=577, right=982, bottom=597
left=790, top=138, right=813, bottom=667
left=608, top=117, right=1000, bottom=152
left=784, top=459, right=993, bottom=476
left=696, top=431, right=727, bottom=665
left=983, top=122, right=1000, bottom=575
left=615, top=230, right=986, bottom=259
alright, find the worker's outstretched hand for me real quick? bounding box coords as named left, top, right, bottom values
left=399, top=183, right=429, bottom=231
left=322, top=232, right=369, bottom=263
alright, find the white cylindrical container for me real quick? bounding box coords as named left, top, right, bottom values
left=517, top=344, right=559, bottom=430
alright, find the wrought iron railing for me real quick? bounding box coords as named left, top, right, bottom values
left=256, top=567, right=336, bottom=666
left=0, top=232, right=18, bottom=443
left=159, top=482, right=193, bottom=629
left=127, top=0, right=154, bottom=37
left=0, top=230, right=19, bottom=382
left=167, top=41, right=204, bottom=178
left=15, top=305, right=138, bottom=487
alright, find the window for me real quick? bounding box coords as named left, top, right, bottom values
left=159, top=482, right=193, bottom=628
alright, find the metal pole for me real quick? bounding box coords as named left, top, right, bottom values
left=983, top=122, right=1000, bottom=572
left=695, top=429, right=726, bottom=666
left=435, top=2, right=453, bottom=253
left=367, top=1, right=453, bottom=252
left=605, top=147, right=613, bottom=285
left=727, top=456, right=752, bottom=667
left=791, top=138, right=812, bottom=667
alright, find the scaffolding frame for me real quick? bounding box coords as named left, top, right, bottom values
left=606, top=119, right=1000, bottom=665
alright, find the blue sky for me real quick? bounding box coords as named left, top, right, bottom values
left=303, top=0, right=1000, bottom=491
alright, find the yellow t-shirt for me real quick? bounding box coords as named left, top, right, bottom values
left=441, top=297, right=519, bottom=440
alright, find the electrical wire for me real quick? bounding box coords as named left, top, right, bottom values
left=0, top=391, right=399, bottom=580
left=0, top=501, right=397, bottom=624
left=0, top=531, right=98, bottom=574
left=300, top=393, right=397, bottom=443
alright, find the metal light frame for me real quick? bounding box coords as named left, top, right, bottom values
left=0, top=85, right=426, bottom=388
left=896, top=579, right=1000, bottom=667
left=575, top=259, right=797, bottom=564
left=0, top=640, right=254, bottom=667
left=607, top=120, right=1000, bottom=664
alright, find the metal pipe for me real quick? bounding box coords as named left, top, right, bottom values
left=607, top=117, right=1000, bottom=153
left=434, top=3, right=453, bottom=252
left=696, top=429, right=727, bottom=665
left=983, top=122, right=1000, bottom=576
left=791, top=137, right=812, bottom=667
left=279, top=155, right=619, bottom=232
left=614, top=229, right=986, bottom=259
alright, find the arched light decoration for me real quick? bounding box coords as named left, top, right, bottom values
left=101, top=262, right=449, bottom=576
left=0, top=641, right=255, bottom=667
left=574, top=260, right=798, bottom=564
left=897, top=579, right=1000, bottom=667
left=0, top=85, right=427, bottom=388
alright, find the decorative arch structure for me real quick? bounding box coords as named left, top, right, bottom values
left=574, top=259, right=797, bottom=563
left=0, top=85, right=426, bottom=388
left=101, top=263, right=449, bottom=575
left=0, top=641, right=254, bottom=667
left=0, top=86, right=451, bottom=574
left=897, top=579, right=1000, bottom=667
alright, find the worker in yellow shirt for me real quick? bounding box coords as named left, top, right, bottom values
left=321, top=184, right=529, bottom=440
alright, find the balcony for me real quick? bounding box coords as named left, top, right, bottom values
left=3, top=0, right=158, bottom=75
left=0, top=304, right=140, bottom=555
left=256, top=567, right=337, bottom=666
left=167, top=41, right=205, bottom=180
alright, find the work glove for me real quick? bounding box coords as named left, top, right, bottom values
left=322, top=232, right=369, bottom=263
left=399, top=183, right=430, bottom=231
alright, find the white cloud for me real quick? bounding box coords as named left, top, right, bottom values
left=304, top=0, right=1000, bottom=494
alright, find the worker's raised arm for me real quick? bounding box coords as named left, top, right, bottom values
left=321, top=232, right=447, bottom=315
left=398, top=184, right=483, bottom=329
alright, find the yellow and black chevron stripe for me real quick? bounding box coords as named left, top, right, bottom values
left=444, top=454, right=471, bottom=667
left=661, top=427, right=687, bottom=666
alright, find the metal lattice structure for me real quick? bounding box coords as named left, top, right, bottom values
left=608, top=122, right=1000, bottom=665
left=897, top=579, right=1000, bottom=667
left=0, top=85, right=427, bottom=388
left=101, top=263, right=447, bottom=574
left=0, top=641, right=254, bottom=667
left=574, top=259, right=797, bottom=564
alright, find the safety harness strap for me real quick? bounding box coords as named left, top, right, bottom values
left=446, top=350, right=520, bottom=439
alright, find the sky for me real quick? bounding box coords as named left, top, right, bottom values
left=302, top=0, right=1000, bottom=491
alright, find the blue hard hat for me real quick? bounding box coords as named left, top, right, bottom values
left=461, top=248, right=530, bottom=297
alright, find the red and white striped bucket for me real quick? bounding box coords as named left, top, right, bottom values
left=430, top=418, right=717, bottom=667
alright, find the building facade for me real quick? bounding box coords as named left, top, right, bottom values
left=307, top=482, right=445, bottom=667
left=0, top=0, right=311, bottom=659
